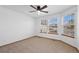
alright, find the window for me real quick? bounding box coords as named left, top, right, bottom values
left=40, top=8, right=76, bottom=39
left=40, top=17, right=58, bottom=35
left=48, top=17, right=58, bottom=34
left=40, top=19, right=48, bottom=33
left=62, top=13, right=75, bottom=38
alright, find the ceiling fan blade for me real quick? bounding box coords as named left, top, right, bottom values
left=30, top=5, right=37, bottom=10
left=29, top=10, right=37, bottom=13
left=40, top=5, right=47, bottom=10
left=40, top=11, right=48, bottom=13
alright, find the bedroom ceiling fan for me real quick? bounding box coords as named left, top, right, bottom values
left=29, top=5, right=48, bottom=14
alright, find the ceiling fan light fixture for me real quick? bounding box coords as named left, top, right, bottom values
left=37, top=11, right=40, bottom=15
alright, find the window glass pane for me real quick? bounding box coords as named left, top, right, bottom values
left=48, top=17, right=58, bottom=34
left=63, top=14, right=75, bottom=38
left=40, top=20, right=48, bottom=33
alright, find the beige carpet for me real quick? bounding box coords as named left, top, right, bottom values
left=0, top=36, right=78, bottom=53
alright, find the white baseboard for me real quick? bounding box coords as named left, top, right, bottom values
left=0, top=34, right=35, bottom=47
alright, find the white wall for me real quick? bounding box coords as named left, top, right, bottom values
left=0, top=6, right=35, bottom=46
left=76, top=6, right=79, bottom=50
left=36, top=6, right=78, bottom=48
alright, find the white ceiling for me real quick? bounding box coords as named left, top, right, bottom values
left=1, top=5, right=75, bottom=18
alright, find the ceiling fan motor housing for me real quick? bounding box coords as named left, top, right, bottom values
left=37, top=6, right=41, bottom=10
